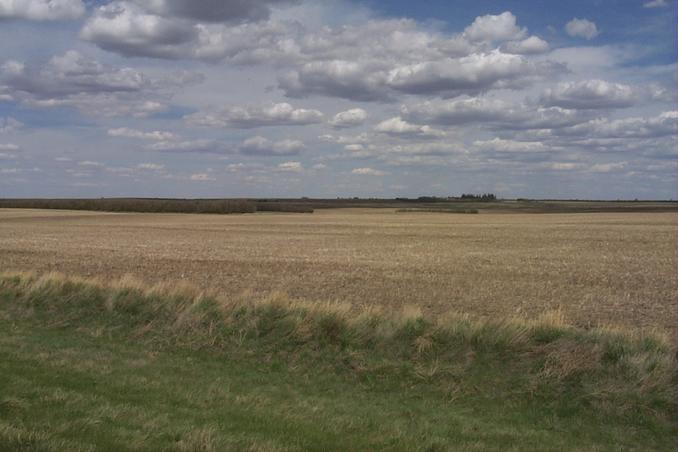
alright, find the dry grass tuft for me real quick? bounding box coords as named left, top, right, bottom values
left=175, top=427, right=219, bottom=452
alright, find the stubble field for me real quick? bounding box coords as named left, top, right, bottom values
left=1, top=208, right=676, bottom=336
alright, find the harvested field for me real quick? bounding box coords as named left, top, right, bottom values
left=1, top=208, right=676, bottom=336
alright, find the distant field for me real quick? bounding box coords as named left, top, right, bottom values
left=1, top=208, right=676, bottom=336
left=1, top=197, right=676, bottom=215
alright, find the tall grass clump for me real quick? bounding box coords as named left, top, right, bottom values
left=0, top=271, right=676, bottom=419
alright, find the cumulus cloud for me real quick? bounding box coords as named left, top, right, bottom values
left=374, top=117, right=445, bottom=138
left=463, top=11, right=526, bottom=43
left=382, top=51, right=561, bottom=97
left=501, top=36, right=549, bottom=55
left=473, top=138, right=549, bottom=153
left=401, top=97, right=589, bottom=130
left=351, top=167, right=386, bottom=176
left=0, top=117, right=22, bottom=134
left=565, top=18, right=599, bottom=40
left=276, top=161, right=302, bottom=172
left=185, top=102, right=323, bottom=128
left=147, top=139, right=224, bottom=153
left=190, top=172, right=215, bottom=181
left=643, top=0, right=668, bottom=8
left=0, top=143, right=20, bottom=151
left=282, top=50, right=562, bottom=101
left=81, top=1, right=297, bottom=59
left=278, top=60, right=392, bottom=102
left=136, top=0, right=297, bottom=23
left=137, top=163, right=166, bottom=170
left=1, top=51, right=151, bottom=97
left=0, top=0, right=84, bottom=21
left=0, top=51, right=200, bottom=117
left=80, top=8, right=564, bottom=103
left=329, top=108, right=368, bottom=128
left=239, top=136, right=305, bottom=155
left=541, top=80, right=637, bottom=110
left=80, top=2, right=198, bottom=59
left=108, top=127, right=177, bottom=141
left=561, top=111, right=678, bottom=139
left=546, top=162, right=582, bottom=171
left=589, top=161, right=627, bottom=173
left=146, top=136, right=305, bottom=156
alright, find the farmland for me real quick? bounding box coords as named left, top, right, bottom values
left=1, top=207, right=677, bottom=450
left=1, top=208, right=676, bottom=333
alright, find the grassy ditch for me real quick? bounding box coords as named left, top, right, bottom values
left=0, top=272, right=676, bottom=450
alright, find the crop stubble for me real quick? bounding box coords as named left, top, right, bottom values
left=1, top=208, right=676, bottom=335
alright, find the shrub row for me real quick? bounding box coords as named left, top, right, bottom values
left=0, top=198, right=309, bottom=214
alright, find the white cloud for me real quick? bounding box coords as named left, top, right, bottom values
left=239, top=136, right=305, bottom=156
left=108, top=128, right=178, bottom=141
left=383, top=51, right=562, bottom=97
left=561, top=111, right=678, bottom=139
left=643, top=0, right=668, bottom=8
left=329, top=108, right=368, bottom=128
left=463, top=11, right=526, bottom=43
left=282, top=49, right=562, bottom=101
left=78, top=160, right=104, bottom=168
left=146, top=136, right=306, bottom=156
left=0, top=0, right=84, bottom=21
left=137, top=163, right=166, bottom=170
left=185, top=102, right=323, bottom=128
left=473, top=138, right=548, bottom=153
left=565, top=18, right=599, bottom=40
left=402, top=97, right=589, bottom=129
left=589, top=162, right=627, bottom=173
left=136, top=0, right=296, bottom=23
left=80, top=2, right=198, bottom=59
left=80, top=7, right=565, bottom=104
left=276, top=161, right=303, bottom=172
left=147, top=139, right=223, bottom=153
left=374, top=117, right=445, bottom=138
left=541, top=80, right=637, bottom=109
left=0, top=51, right=200, bottom=117
left=547, top=162, right=582, bottom=171
left=0, top=143, right=20, bottom=151
left=190, top=172, right=215, bottom=181
left=351, top=167, right=386, bottom=176
left=0, top=117, right=22, bottom=134
left=501, top=36, right=549, bottom=55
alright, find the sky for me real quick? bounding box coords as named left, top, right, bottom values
left=0, top=0, right=675, bottom=199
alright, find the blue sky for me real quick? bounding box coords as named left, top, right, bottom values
left=0, top=0, right=675, bottom=199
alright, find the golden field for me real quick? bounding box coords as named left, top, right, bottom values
left=1, top=208, right=676, bottom=336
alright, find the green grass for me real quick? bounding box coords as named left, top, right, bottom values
left=0, top=272, right=676, bottom=450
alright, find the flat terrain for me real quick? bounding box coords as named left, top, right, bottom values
left=1, top=273, right=676, bottom=450
left=1, top=208, right=676, bottom=334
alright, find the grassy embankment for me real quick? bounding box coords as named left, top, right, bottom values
left=0, top=272, right=676, bottom=450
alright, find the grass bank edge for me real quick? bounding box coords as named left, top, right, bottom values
left=1, top=271, right=676, bottom=422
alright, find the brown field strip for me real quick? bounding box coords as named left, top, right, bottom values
left=1, top=208, right=676, bottom=337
